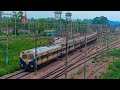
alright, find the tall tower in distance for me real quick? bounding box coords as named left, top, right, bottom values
left=0, top=11, right=3, bottom=21
left=54, top=11, right=62, bottom=37
left=65, top=12, right=72, bottom=39
left=65, top=12, right=72, bottom=21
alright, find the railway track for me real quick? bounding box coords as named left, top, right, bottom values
left=0, top=70, right=28, bottom=79
left=74, top=62, right=107, bottom=79
left=86, top=47, right=120, bottom=79
left=0, top=71, right=30, bottom=79
left=8, top=72, right=30, bottom=79
left=39, top=40, right=120, bottom=79
left=56, top=44, right=120, bottom=79
left=39, top=44, right=97, bottom=79
left=0, top=41, right=95, bottom=79
left=1, top=39, right=120, bottom=79
left=49, top=51, right=106, bottom=79
left=20, top=43, right=96, bottom=79
left=86, top=63, right=107, bottom=79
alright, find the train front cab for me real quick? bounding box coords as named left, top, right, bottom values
left=20, top=53, right=36, bottom=72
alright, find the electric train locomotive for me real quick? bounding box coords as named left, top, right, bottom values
left=20, top=33, right=97, bottom=72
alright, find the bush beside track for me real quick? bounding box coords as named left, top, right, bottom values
left=101, top=49, right=120, bottom=79
left=0, top=36, right=53, bottom=77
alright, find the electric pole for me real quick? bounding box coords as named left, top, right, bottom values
left=2, top=12, right=12, bottom=65
left=84, top=24, right=87, bottom=79
left=34, top=31, right=38, bottom=74
left=12, top=11, right=17, bottom=37
left=94, top=24, right=99, bottom=78
left=15, top=16, right=16, bottom=37
left=65, top=31, right=68, bottom=79
left=77, top=20, right=79, bottom=38
left=6, top=19, right=9, bottom=65
left=106, top=25, right=109, bottom=54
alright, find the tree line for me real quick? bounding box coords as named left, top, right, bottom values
left=0, top=11, right=109, bottom=35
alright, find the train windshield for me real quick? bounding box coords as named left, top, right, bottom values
left=22, top=54, right=27, bottom=59
left=29, top=54, right=34, bottom=59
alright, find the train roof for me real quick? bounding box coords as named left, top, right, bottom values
left=68, top=32, right=97, bottom=44
left=28, top=44, right=61, bottom=54
left=21, top=33, right=97, bottom=55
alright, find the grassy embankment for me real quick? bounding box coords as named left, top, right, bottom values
left=101, top=49, right=120, bottom=79
left=0, top=36, right=53, bottom=77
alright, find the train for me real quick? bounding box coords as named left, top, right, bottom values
left=20, top=33, right=97, bottom=72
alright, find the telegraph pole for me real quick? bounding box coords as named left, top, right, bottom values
left=34, top=31, right=38, bottom=74
left=15, top=16, right=17, bottom=37
left=84, top=24, right=87, bottom=79
left=2, top=12, right=12, bottom=65
left=106, top=25, right=109, bottom=54
left=77, top=20, right=79, bottom=38
left=28, top=22, right=30, bottom=35
left=96, top=24, right=99, bottom=48
left=99, top=24, right=102, bottom=49
left=64, top=13, right=72, bottom=79
left=12, top=11, right=17, bottom=37
left=6, top=19, right=9, bottom=65
left=65, top=31, right=68, bottom=79
left=94, top=24, right=99, bottom=79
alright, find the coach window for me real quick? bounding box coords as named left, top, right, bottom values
left=41, top=55, right=47, bottom=59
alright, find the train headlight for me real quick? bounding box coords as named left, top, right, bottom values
left=30, top=65, right=33, bottom=68
left=21, top=64, right=24, bottom=67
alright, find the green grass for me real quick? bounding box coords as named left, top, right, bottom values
left=104, top=49, right=120, bottom=58
left=101, top=48, right=120, bottom=79
left=92, top=56, right=101, bottom=63
left=69, top=68, right=84, bottom=79
left=0, top=37, right=53, bottom=77
left=102, top=60, right=120, bottom=79
left=70, top=73, right=77, bottom=79
left=92, top=55, right=109, bottom=63
left=0, top=35, right=35, bottom=41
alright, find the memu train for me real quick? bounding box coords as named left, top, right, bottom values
left=20, top=33, right=97, bottom=72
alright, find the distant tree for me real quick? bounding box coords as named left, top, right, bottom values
left=82, top=19, right=92, bottom=24
left=92, top=17, right=100, bottom=24
left=92, top=16, right=108, bottom=25
left=99, top=16, right=108, bottom=24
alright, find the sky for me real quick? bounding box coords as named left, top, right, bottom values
left=3, top=11, right=120, bottom=21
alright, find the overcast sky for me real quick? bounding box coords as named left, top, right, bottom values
left=4, top=11, right=120, bottom=21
